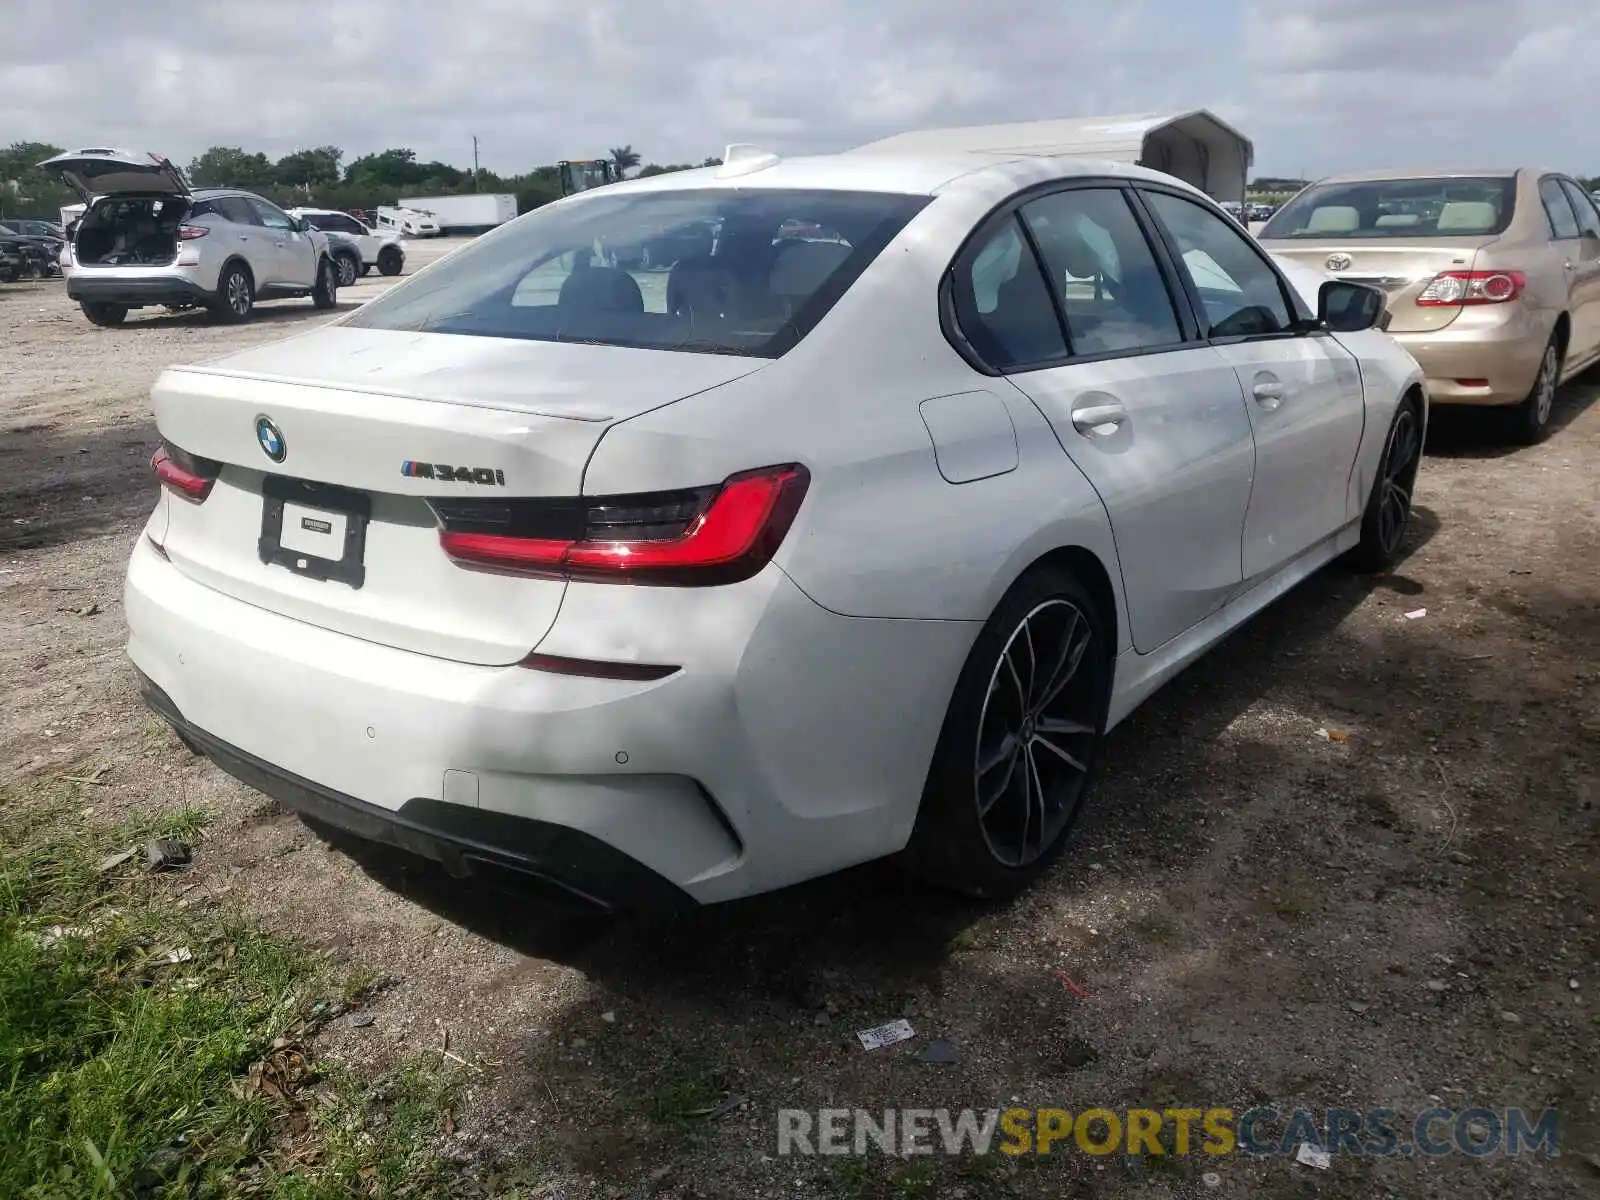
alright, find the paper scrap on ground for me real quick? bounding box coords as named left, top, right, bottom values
left=1295, top=1143, right=1331, bottom=1170
left=1404, top=608, right=1428, bottom=620
left=856, top=1018, right=914, bottom=1051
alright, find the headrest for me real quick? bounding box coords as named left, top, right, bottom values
left=1306, top=206, right=1360, bottom=233
left=1436, top=201, right=1497, bottom=232
left=769, top=240, right=852, bottom=297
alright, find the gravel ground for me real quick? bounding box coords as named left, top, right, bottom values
left=1, top=255, right=1596, bottom=1199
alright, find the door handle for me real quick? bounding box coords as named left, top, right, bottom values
left=1070, top=402, right=1127, bottom=437
left=238, top=235, right=248, bottom=242
left=1252, top=381, right=1285, bottom=410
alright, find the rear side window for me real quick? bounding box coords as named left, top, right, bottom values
left=1142, top=191, right=1293, bottom=338
left=1559, top=179, right=1600, bottom=239
left=1019, top=188, right=1183, bottom=355
left=1540, top=178, right=1581, bottom=239
left=951, top=219, right=1068, bottom=368
left=1261, top=176, right=1517, bottom=239
left=345, top=188, right=929, bottom=358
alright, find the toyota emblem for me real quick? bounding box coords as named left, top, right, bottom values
left=1326, top=253, right=1353, bottom=271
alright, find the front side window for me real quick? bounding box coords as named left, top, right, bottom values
left=345, top=188, right=929, bottom=357
left=1019, top=188, right=1183, bottom=355
left=1143, top=191, right=1292, bottom=338
left=248, top=197, right=295, bottom=231
left=1261, top=176, right=1517, bottom=239
left=214, top=196, right=261, bottom=226
left=1540, top=177, right=1581, bottom=239
left=302, top=211, right=360, bottom=235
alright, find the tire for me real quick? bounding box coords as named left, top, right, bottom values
left=312, top=258, right=338, bottom=309
left=376, top=246, right=402, bottom=276
left=1509, top=332, right=1561, bottom=445
left=81, top=302, right=128, bottom=327
left=1346, top=393, right=1424, bottom=573
left=212, top=262, right=254, bottom=323
left=335, top=251, right=359, bottom=288
left=361, top=264, right=373, bottom=276
left=903, top=566, right=1111, bottom=899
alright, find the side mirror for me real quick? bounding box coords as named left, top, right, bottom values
left=1318, top=279, right=1389, bottom=333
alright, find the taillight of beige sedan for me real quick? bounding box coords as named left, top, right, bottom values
left=1259, top=168, right=1600, bottom=443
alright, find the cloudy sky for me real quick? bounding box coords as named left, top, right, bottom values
left=3, top=0, right=1597, bottom=180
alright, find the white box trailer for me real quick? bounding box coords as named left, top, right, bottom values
left=848, top=110, right=1254, bottom=204
left=396, top=193, right=517, bottom=236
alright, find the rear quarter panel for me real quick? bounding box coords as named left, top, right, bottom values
left=579, top=183, right=1131, bottom=646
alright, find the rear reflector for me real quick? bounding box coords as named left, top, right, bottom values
left=434, top=463, right=809, bottom=586
left=151, top=443, right=219, bottom=502
left=519, top=653, right=679, bottom=681
left=1416, top=270, right=1525, bottom=306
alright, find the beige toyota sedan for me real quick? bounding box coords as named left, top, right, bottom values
left=1259, top=168, right=1600, bottom=443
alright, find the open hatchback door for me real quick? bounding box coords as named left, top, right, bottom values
left=39, top=149, right=193, bottom=201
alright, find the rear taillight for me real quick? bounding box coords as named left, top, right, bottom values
left=433, top=464, right=809, bottom=586
left=178, top=225, right=209, bottom=240
left=151, top=443, right=220, bottom=502
left=1415, top=270, right=1525, bottom=307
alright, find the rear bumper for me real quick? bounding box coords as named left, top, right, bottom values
left=124, top=534, right=972, bottom=906
left=137, top=671, right=690, bottom=912
left=68, top=273, right=212, bottom=307
left=1391, top=316, right=1549, bottom=407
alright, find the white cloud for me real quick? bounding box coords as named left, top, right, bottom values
left=2, top=0, right=1597, bottom=179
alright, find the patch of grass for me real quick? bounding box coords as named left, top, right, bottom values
left=0, top=799, right=461, bottom=1199
left=827, top=1155, right=939, bottom=1200
left=1127, top=908, right=1182, bottom=946
left=638, top=1062, right=722, bottom=1129
left=1271, top=883, right=1317, bottom=925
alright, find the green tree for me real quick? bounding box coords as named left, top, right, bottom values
left=274, top=145, right=343, bottom=189
left=0, top=141, right=77, bottom=217
left=609, top=145, right=641, bottom=178
left=344, top=148, right=423, bottom=190
left=188, top=147, right=277, bottom=190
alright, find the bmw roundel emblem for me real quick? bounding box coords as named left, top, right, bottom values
left=255, top=415, right=286, bottom=463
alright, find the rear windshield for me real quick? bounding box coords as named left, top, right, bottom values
left=343, top=187, right=930, bottom=357
left=1261, top=177, right=1517, bottom=239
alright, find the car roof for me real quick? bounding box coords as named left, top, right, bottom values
left=1305, top=167, right=1529, bottom=186
left=594, top=151, right=1206, bottom=202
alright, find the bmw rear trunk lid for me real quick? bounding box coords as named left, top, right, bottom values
left=148, top=327, right=766, bottom=665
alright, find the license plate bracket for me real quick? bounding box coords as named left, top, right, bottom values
left=258, top=474, right=371, bottom=589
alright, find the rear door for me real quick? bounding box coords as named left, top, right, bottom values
left=1553, top=177, right=1600, bottom=369
left=1140, top=187, right=1366, bottom=581
left=952, top=183, right=1257, bottom=654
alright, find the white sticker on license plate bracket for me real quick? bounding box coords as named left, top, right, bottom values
left=258, top=475, right=370, bottom=588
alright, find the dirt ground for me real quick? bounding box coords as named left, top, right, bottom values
left=1, top=262, right=1597, bottom=1199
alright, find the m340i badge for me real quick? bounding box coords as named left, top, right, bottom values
left=401, top=461, right=506, bottom=485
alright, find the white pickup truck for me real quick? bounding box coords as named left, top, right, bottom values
left=287, top=208, right=407, bottom=277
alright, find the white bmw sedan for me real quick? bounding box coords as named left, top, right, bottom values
left=127, top=150, right=1425, bottom=910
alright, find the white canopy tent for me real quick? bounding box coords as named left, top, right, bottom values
left=848, top=111, right=1254, bottom=204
